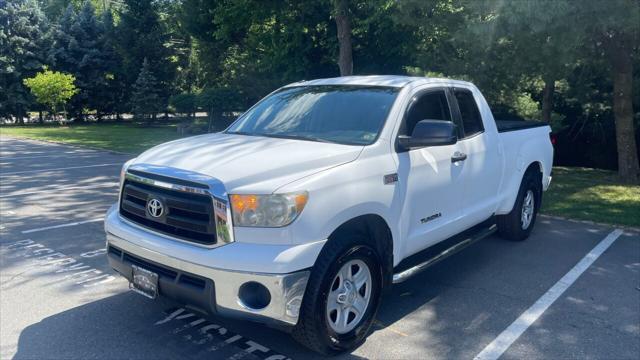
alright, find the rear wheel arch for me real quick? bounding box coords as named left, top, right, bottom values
left=505, top=161, right=544, bottom=212
left=497, top=163, right=543, bottom=241
left=523, top=161, right=544, bottom=203
left=526, top=161, right=543, bottom=179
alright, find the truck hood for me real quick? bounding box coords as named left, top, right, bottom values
left=133, top=132, right=363, bottom=193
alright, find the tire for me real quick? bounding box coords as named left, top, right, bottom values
left=292, top=234, right=383, bottom=355
left=497, top=169, right=542, bottom=241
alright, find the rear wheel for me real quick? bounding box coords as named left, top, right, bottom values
left=292, top=235, right=383, bottom=355
left=497, top=169, right=541, bottom=241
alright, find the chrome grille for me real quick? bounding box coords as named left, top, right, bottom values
left=119, top=174, right=217, bottom=246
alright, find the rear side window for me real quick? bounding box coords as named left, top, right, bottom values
left=454, top=89, right=484, bottom=137
left=404, top=90, right=452, bottom=135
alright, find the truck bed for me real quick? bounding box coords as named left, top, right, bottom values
left=495, top=119, right=549, bottom=133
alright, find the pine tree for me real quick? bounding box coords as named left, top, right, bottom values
left=92, top=9, right=122, bottom=119
left=46, top=4, right=77, bottom=118
left=48, top=2, right=117, bottom=120
left=0, top=0, right=50, bottom=122
left=40, top=0, right=74, bottom=20
left=47, top=4, right=75, bottom=72
left=70, top=1, right=101, bottom=118
left=130, top=58, right=163, bottom=122
left=116, top=0, right=174, bottom=112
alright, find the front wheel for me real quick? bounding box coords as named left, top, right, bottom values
left=292, top=237, right=383, bottom=355
left=497, top=169, right=542, bottom=241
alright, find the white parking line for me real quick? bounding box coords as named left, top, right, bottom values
left=1, top=163, right=121, bottom=175
left=474, top=228, right=624, bottom=360
left=21, top=218, right=104, bottom=234
left=0, top=182, right=118, bottom=198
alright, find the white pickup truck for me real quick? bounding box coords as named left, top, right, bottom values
left=105, top=75, right=553, bottom=354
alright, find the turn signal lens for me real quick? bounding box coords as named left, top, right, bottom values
left=230, top=192, right=308, bottom=227
left=230, top=195, right=259, bottom=212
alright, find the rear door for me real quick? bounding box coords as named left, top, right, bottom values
left=450, top=87, right=502, bottom=226
left=396, top=87, right=467, bottom=256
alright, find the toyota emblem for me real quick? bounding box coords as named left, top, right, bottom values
left=146, top=198, right=164, bottom=218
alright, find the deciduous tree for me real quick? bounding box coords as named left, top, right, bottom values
left=23, top=69, right=78, bottom=120
left=333, top=0, right=353, bottom=76
left=472, top=0, right=639, bottom=182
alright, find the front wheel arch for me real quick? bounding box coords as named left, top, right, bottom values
left=325, top=214, right=394, bottom=288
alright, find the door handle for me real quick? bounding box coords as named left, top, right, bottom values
left=451, top=151, right=467, bottom=163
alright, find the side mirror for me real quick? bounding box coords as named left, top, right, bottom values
left=398, top=120, right=458, bottom=150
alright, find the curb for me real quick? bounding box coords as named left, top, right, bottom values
left=0, top=135, right=136, bottom=156
left=539, top=214, right=640, bottom=233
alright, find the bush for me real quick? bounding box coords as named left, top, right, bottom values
left=170, top=93, right=198, bottom=117
left=197, top=87, right=244, bottom=112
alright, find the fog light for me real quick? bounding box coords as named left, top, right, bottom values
left=238, top=281, right=271, bottom=310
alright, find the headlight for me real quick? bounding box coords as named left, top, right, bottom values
left=230, top=192, right=308, bottom=227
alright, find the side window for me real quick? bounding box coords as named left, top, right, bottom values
left=404, top=90, right=452, bottom=136
left=454, top=89, right=484, bottom=137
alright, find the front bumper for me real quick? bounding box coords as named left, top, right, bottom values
left=105, top=207, right=315, bottom=326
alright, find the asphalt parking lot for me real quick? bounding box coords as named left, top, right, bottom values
left=1, top=136, right=639, bottom=360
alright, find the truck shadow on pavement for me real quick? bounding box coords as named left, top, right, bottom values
left=10, top=218, right=638, bottom=359
left=12, top=292, right=292, bottom=360
left=11, top=290, right=367, bottom=360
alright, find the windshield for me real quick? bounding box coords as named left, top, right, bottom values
left=226, top=85, right=400, bottom=145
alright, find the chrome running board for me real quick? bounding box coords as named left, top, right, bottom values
left=392, top=224, right=497, bottom=284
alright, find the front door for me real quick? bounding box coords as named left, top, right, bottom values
left=395, top=88, right=467, bottom=257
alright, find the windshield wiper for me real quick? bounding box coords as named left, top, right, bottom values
left=226, top=130, right=255, bottom=136
left=228, top=131, right=340, bottom=144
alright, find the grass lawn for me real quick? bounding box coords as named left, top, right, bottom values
left=0, top=124, right=184, bottom=154
left=541, top=166, right=640, bottom=228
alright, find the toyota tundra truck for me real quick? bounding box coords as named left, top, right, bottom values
left=105, top=75, right=553, bottom=355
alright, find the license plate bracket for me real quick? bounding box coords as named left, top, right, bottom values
left=130, top=265, right=159, bottom=299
